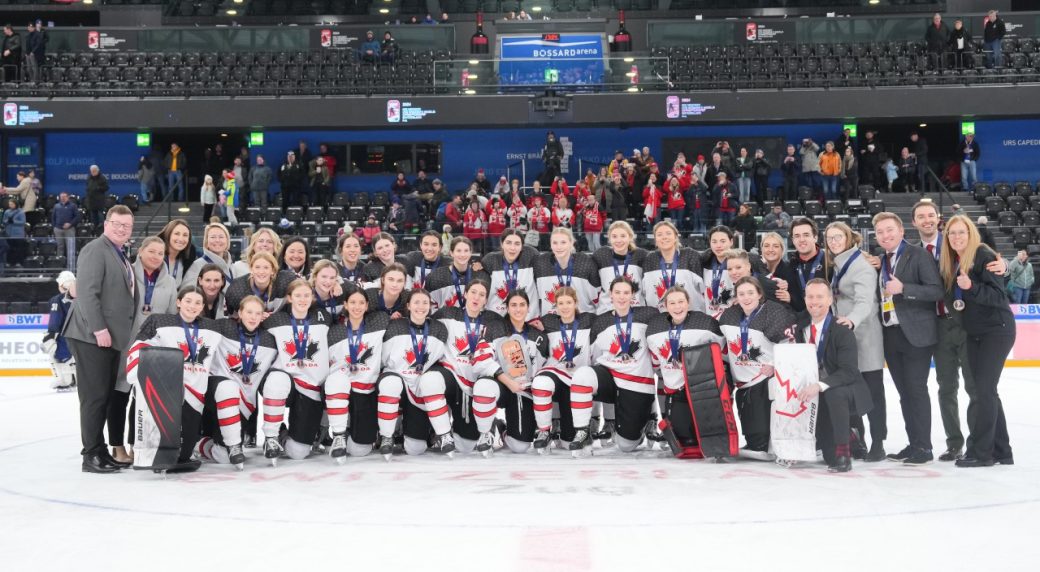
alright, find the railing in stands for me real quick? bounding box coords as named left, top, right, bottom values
left=142, top=183, right=183, bottom=237
left=927, top=166, right=959, bottom=214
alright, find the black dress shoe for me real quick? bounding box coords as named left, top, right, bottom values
left=903, top=449, right=934, bottom=465
left=995, top=456, right=1015, bottom=466
left=100, top=449, right=132, bottom=469
left=865, top=441, right=886, bottom=462
left=850, top=429, right=868, bottom=461
left=828, top=456, right=852, bottom=473
left=82, top=453, right=121, bottom=474
left=938, top=448, right=964, bottom=462
left=886, top=445, right=913, bottom=462
left=955, top=456, right=995, bottom=468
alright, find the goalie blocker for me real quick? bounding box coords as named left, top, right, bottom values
left=660, top=342, right=739, bottom=460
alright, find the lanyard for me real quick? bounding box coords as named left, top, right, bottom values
left=512, top=324, right=529, bottom=343
left=181, top=319, right=199, bottom=362
left=881, top=241, right=907, bottom=288
left=143, top=269, right=158, bottom=309
left=659, top=252, right=677, bottom=289
left=346, top=319, right=365, bottom=367
left=378, top=293, right=400, bottom=316
left=203, top=253, right=232, bottom=283
left=554, top=256, right=574, bottom=288
left=560, top=318, right=578, bottom=364
left=290, top=314, right=310, bottom=363
left=110, top=240, right=133, bottom=291
left=340, top=263, right=358, bottom=284
left=709, top=258, right=726, bottom=302
left=250, top=281, right=270, bottom=304
left=668, top=322, right=683, bottom=364
left=238, top=326, right=258, bottom=377
left=463, top=311, right=482, bottom=354
left=409, top=321, right=429, bottom=368
left=797, top=249, right=825, bottom=291
left=419, top=257, right=440, bottom=288
left=165, top=256, right=181, bottom=279
left=953, top=258, right=964, bottom=305
left=315, top=289, right=337, bottom=316
left=930, top=233, right=942, bottom=261
left=830, top=250, right=861, bottom=296
left=811, top=314, right=832, bottom=363
left=613, top=252, right=631, bottom=280
left=504, top=259, right=519, bottom=292
left=614, top=311, right=634, bottom=356
left=739, top=306, right=763, bottom=357
left=451, top=265, right=471, bottom=306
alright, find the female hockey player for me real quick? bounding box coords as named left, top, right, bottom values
left=425, top=236, right=490, bottom=311
left=336, top=233, right=367, bottom=288
left=224, top=252, right=296, bottom=318
left=641, top=221, right=705, bottom=313
left=279, top=236, right=313, bottom=281
left=361, top=232, right=413, bottom=289
left=534, top=227, right=600, bottom=315
left=481, top=228, right=540, bottom=320
left=404, top=230, right=448, bottom=291
left=718, top=276, right=796, bottom=460
left=700, top=226, right=764, bottom=318
left=593, top=221, right=648, bottom=314
left=231, top=227, right=282, bottom=278
left=196, top=263, right=228, bottom=320
left=43, top=271, right=77, bottom=392
left=325, top=288, right=389, bottom=461
left=374, top=288, right=450, bottom=458
left=365, top=263, right=409, bottom=319
left=310, top=259, right=344, bottom=320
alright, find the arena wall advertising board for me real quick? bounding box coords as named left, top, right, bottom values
left=0, top=314, right=52, bottom=377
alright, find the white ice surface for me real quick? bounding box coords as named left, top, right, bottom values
left=1, top=371, right=1038, bottom=571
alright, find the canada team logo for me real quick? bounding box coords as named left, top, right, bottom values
left=178, top=339, right=210, bottom=365
left=545, top=283, right=564, bottom=306
left=283, top=336, right=320, bottom=362
left=345, top=344, right=373, bottom=367
left=551, top=340, right=583, bottom=362
left=727, top=339, right=762, bottom=362
left=405, top=346, right=428, bottom=369
left=608, top=336, right=641, bottom=358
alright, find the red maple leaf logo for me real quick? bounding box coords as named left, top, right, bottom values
left=546, top=283, right=562, bottom=305
left=226, top=353, right=242, bottom=370
left=609, top=336, right=622, bottom=355
left=444, top=294, right=460, bottom=308
left=178, top=342, right=190, bottom=359
left=496, top=284, right=509, bottom=300
left=552, top=343, right=565, bottom=361
left=658, top=343, right=672, bottom=361
left=405, top=349, right=416, bottom=364
left=655, top=279, right=668, bottom=300
left=454, top=336, right=469, bottom=353
left=728, top=340, right=742, bottom=356
left=282, top=340, right=297, bottom=356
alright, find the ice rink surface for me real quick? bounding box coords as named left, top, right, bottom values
left=1, top=371, right=1039, bottom=572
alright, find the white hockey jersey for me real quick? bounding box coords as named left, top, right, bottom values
left=642, top=248, right=706, bottom=313
left=718, top=300, right=795, bottom=388
left=380, top=317, right=450, bottom=387
left=481, top=246, right=540, bottom=320
left=645, top=311, right=725, bottom=393
left=586, top=306, right=659, bottom=394
left=327, top=312, right=389, bottom=394
left=263, top=307, right=332, bottom=395
left=593, top=246, right=648, bottom=314
left=126, top=313, right=223, bottom=413
left=211, top=318, right=280, bottom=415
left=533, top=252, right=600, bottom=315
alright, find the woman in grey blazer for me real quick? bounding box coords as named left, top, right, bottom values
left=182, top=222, right=234, bottom=289
left=824, top=222, right=887, bottom=462
left=108, top=236, right=179, bottom=463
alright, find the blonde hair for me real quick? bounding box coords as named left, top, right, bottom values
left=239, top=295, right=265, bottom=313
left=823, top=221, right=862, bottom=277
left=940, top=215, right=987, bottom=291
left=722, top=248, right=749, bottom=263
left=871, top=211, right=903, bottom=229
left=662, top=285, right=690, bottom=304
left=554, top=285, right=579, bottom=305
left=248, top=252, right=279, bottom=301
left=309, top=259, right=339, bottom=287
left=652, top=220, right=680, bottom=238
left=285, top=278, right=312, bottom=299
left=551, top=227, right=575, bottom=242
left=759, top=232, right=787, bottom=259
left=606, top=220, right=636, bottom=252
left=242, top=228, right=283, bottom=263
left=202, top=222, right=231, bottom=253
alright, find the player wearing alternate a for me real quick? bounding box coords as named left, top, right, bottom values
left=364, top=262, right=409, bottom=319
left=471, top=290, right=549, bottom=455
left=701, top=226, right=765, bottom=319
left=569, top=278, right=659, bottom=456
left=374, top=289, right=450, bottom=458
left=405, top=230, right=449, bottom=291
left=594, top=221, right=648, bottom=314
left=310, top=259, right=345, bottom=321
left=194, top=296, right=282, bottom=469
left=325, top=289, right=389, bottom=461
left=126, top=286, right=224, bottom=472
left=260, top=279, right=332, bottom=463
left=224, top=252, right=296, bottom=318
left=425, top=237, right=491, bottom=311
left=534, top=227, right=601, bottom=315
left=718, top=276, right=796, bottom=459
left=336, top=233, right=367, bottom=289
left=482, top=229, right=540, bottom=320
left=529, top=286, right=595, bottom=452
left=642, top=220, right=705, bottom=313
left=361, top=232, right=415, bottom=289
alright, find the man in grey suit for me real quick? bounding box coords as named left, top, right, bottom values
left=64, top=205, right=138, bottom=473
left=872, top=212, right=944, bottom=465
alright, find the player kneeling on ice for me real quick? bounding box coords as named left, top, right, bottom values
left=374, top=289, right=450, bottom=458
left=569, top=277, right=659, bottom=457
left=471, top=290, right=549, bottom=456
left=325, top=287, right=388, bottom=461
left=127, top=286, right=224, bottom=473
left=192, top=296, right=281, bottom=470
left=260, top=279, right=331, bottom=464
left=789, top=279, right=873, bottom=472
left=44, top=271, right=78, bottom=391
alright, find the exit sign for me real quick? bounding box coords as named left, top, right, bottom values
left=136, top=133, right=151, bottom=147
left=249, top=132, right=264, bottom=146
left=961, top=122, right=975, bottom=135
left=842, top=123, right=857, bottom=137
left=14, top=146, right=31, bottom=156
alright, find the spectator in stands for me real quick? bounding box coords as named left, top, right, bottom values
left=423, top=13, right=436, bottom=24
left=841, top=146, right=859, bottom=199
left=2, top=24, right=21, bottom=82
left=925, top=13, right=950, bottom=70
left=517, top=10, right=532, bottom=21
left=712, top=141, right=736, bottom=173
left=473, top=168, right=491, bottom=193
left=0, top=197, right=26, bottom=274
left=2, top=170, right=36, bottom=211
left=691, top=153, right=708, bottom=186
left=666, top=175, right=685, bottom=227
left=1007, top=250, right=1034, bottom=304
left=976, top=216, right=997, bottom=250
left=959, top=132, right=980, bottom=192
left=541, top=131, right=565, bottom=185
left=897, top=147, right=917, bottom=193
left=359, top=31, right=381, bottom=64
left=492, top=175, right=509, bottom=197
left=278, top=151, right=305, bottom=207
left=309, top=156, right=331, bottom=206
left=200, top=174, right=218, bottom=222
left=734, top=147, right=753, bottom=204
left=732, top=204, right=758, bottom=252
left=463, top=197, right=487, bottom=250
left=429, top=178, right=449, bottom=212
left=949, top=19, right=972, bottom=69
left=84, top=164, right=109, bottom=228
left=642, top=172, right=662, bottom=230
left=761, top=202, right=792, bottom=237
left=819, top=141, right=842, bottom=200
left=440, top=12, right=450, bottom=24
left=411, top=170, right=432, bottom=201
left=249, top=154, right=273, bottom=208
left=136, top=156, right=154, bottom=205
left=835, top=127, right=854, bottom=157
left=52, top=192, right=79, bottom=271
left=381, top=31, right=400, bottom=65
left=685, top=172, right=708, bottom=233
left=705, top=152, right=730, bottom=190
left=581, top=194, right=605, bottom=250
left=605, top=170, right=629, bottom=223
left=799, top=138, right=821, bottom=196
left=202, top=148, right=220, bottom=185
left=910, top=131, right=930, bottom=193
left=752, top=149, right=771, bottom=205
left=165, top=142, right=187, bottom=202
left=233, top=157, right=248, bottom=206
left=23, top=22, right=40, bottom=82
left=780, top=144, right=799, bottom=201
left=444, top=193, right=464, bottom=233
left=386, top=197, right=405, bottom=234
left=713, top=172, right=738, bottom=226
left=883, top=152, right=898, bottom=192
left=983, top=10, right=1006, bottom=68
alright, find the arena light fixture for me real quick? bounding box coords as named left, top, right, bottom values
left=532, top=6, right=542, bottom=12
left=868, top=0, right=880, bottom=4
left=226, top=9, right=237, bottom=15
left=379, top=8, right=389, bottom=13
left=626, top=86, right=639, bottom=92
left=625, top=72, right=636, bottom=77
left=468, top=59, right=479, bottom=65
left=233, top=0, right=243, bottom=3
left=467, top=74, right=479, bottom=79
left=83, top=0, right=93, bottom=4
left=919, top=123, right=927, bottom=128
left=464, top=89, right=476, bottom=95
left=624, top=57, right=635, bottom=63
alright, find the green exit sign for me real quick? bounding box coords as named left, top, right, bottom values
left=14, top=146, right=31, bottom=156
left=961, top=122, right=975, bottom=135
left=842, top=123, right=857, bottom=137
left=249, top=132, right=264, bottom=146
left=136, top=133, right=151, bottom=147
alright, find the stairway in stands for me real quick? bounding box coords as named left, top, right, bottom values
left=879, top=191, right=1016, bottom=260
left=132, top=201, right=209, bottom=240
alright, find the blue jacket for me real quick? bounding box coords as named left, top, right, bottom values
left=45, top=293, right=73, bottom=363
left=2, top=208, right=26, bottom=238
left=51, top=200, right=81, bottom=229
left=359, top=39, right=381, bottom=56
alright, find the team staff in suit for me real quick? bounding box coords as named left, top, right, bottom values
left=63, top=205, right=139, bottom=474
left=871, top=211, right=944, bottom=465
left=939, top=215, right=1016, bottom=468
left=794, top=279, right=873, bottom=473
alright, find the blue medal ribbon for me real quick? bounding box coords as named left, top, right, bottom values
left=504, top=259, right=519, bottom=292
left=560, top=319, right=578, bottom=366
left=346, top=318, right=365, bottom=369
left=953, top=258, right=965, bottom=307
left=451, top=265, right=472, bottom=307
left=290, top=314, right=310, bottom=363
left=659, top=252, right=677, bottom=290
left=409, top=321, right=430, bottom=368
left=142, top=269, right=158, bottom=311
left=340, top=263, right=358, bottom=284
left=709, top=258, right=726, bottom=303
left=614, top=311, right=634, bottom=357
left=203, top=253, right=232, bottom=284
left=419, top=257, right=440, bottom=289
left=668, top=322, right=683, bottom=364
left=811, top=314, right=832, bottom=363
left=554, top=257, right=574, bottom=288
left=739, top=306, right=763, bottom=359
left=797, top=249, right=825, bottom=291
left=238, top=325, right=258, bottom=378
left=250, top=280, right=270, bottom=304
left=613, top=252, right=632, bottom=281
left=463, top=311, right=482, bottom=355
left=181, top=319, right=199, bottom=362
left=830, top=250, right=861, bottom=296
left=109, top=239, right=133, bottom=292
left=880, top=240, right=907, bottom=289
